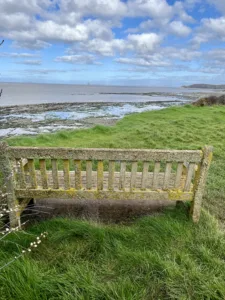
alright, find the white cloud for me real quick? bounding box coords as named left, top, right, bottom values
left=12, top=40, right=51, bottom=50
left=60, top=0, right=127, bottom=18
left=207, top=0, right=225, bottom=14
left=127, top=33, right=162, bottom=53
left=192, top=17, right=225, bottom=47
left=162, top=47, right=201, bottom=61
left=127, top=0, right=173, bottom=19
left=70, top=33, right=162, bottom=57
left=55, top=54, right=100, bottom=65
left=115, top=56, right=171, bottom=67
left=16, top=60, right=42, bottom=65
left=169, top=21, right=192, bottom=37
left=202, top=17, right=225, bottom=38
left=36, top=21, right=89, bottom=42
left=173, top=2, right=195, bottom=23
left=23, top=68, right=79, bottom=75
left=0, top=52, right=38, bottom=58
left=78, top=39, right=127, bottom=56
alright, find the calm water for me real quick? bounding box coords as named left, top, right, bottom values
left=0, top=82, right=215, bottom=106
left=0, top=83, right=217, bottom=138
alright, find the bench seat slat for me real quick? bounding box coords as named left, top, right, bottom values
left=130, top=162, right=138, bottom=190
left=39, top=159, right=48, bottom=189
left=141, top=162, right=149, bottom=190
left=51, top=159, right=59, bottom=189
left=97, top=161, right=104, bottom=190
left=74, top=160, right=82, bottom=190
left=108, top=161, right=115, bottom=191
left=86, top=161, right=92, bottom=190
left=184, top=163, right=196, bottom=191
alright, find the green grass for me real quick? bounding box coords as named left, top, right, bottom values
left=7, top=105, right=225, bottom=220
left=1, top=104, right=225, bottom=299
left=1, top=208, right=225, bottom=300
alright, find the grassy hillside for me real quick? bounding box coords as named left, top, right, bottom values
left=8, top=105, right=225, bottom=220
left=1, top=210, right=225, bottom=300
left=1, top=104, right=225, bottom=299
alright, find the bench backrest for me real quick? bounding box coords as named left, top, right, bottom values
left=0, top=143, right=213, bottom=224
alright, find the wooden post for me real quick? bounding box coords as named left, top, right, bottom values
left=191, top=146, right=213, bottom=223
left=0, top=142, right=20, bottom=228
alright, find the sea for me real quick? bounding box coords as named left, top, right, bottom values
left=0, top=83, right=217, bottom=138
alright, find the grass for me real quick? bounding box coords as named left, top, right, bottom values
left=1, top=208, right=225, bottom=300
left=1, top=104, right=225, bottom=299
left=7, top=105, right=225, bottom=220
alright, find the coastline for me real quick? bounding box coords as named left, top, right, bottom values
left=0, top=86, right=220, bottom=138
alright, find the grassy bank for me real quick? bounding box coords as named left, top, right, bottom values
left=1, top=209, right=225, bottom=299
left=8, top=105, right=225, bottom=220
left=1, top=105, right=225, bottom=299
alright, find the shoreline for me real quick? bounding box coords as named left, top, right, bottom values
left=0, top=89, right=219, bottom=139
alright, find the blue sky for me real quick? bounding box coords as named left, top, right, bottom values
left=0, top=0, right=225, bottom=86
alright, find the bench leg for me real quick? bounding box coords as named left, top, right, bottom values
left=190, top=146, right=213, bottom=223
left=8, top=198, right=21, bottom=228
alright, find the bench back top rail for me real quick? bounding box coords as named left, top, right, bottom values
left=8, top=147, right=203, bottom=162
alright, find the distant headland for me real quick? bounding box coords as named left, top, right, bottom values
left=183, top=84, right=225, bottom=89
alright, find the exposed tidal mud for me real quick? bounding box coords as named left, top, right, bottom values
left=0, top=91, right=208, bottom=138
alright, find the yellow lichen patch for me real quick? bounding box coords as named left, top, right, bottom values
left=168, top=189, right=192, bottom=201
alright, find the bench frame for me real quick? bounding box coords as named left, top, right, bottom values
left=0, top=142, right=213, bottom=227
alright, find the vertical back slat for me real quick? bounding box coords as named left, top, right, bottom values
left=141, top=162, right=149, bottom=189
left=86, top=160, right=92, bottom=190
left=175, top=162, right=183, bottom=188
left=39, top=159, right=48, bottom=189
left=163, top=162, right=172, bottom=189
left=97, top=161, right=104, bottom=190
left=108, top=161, right=115, bottom=191
left=184, top=162, right=195, bottom=191
left=74, top=160, right=82, bottom=190
left=28, top=159, right=37, bottom=189
left=63, top=159, right=70, bottom=190
left=51, top=159, right=59, bottom=189
left=16, top=159, right=26, bottom=189
left=130, top=162, right=138, bottom=190
left=152, top=161, right=160, bottom=190
left=119, top=161, right=126, bottom=190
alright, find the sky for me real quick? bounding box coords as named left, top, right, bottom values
left=0, top=0, right=225, bottom=87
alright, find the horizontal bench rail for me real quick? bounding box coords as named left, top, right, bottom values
left=8, top=147, right=203, bottom=163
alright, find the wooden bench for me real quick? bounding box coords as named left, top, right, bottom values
left=0, top=142, right=213, bottom=227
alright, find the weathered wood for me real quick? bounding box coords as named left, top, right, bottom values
left=191, top=146, right=213, bottom=222
left=39, top=159, right=48, bottom=189
left=97, top=161, right=104, bottom=190
left=141, top=162, right=149, bottom=190
left=86, top=160, right=92, bottom=189
left=175, top=162, right=183, bottom=188
left=0, top=142, right=20, bottom=227
left=16, top=159, right=26, bottom=189
left=119, top=162, right=126, bottom=190
left=51, top=159, right=59, bottom=189
left=16, top=188, right=193, bottom=202
left=74, top=160, right=82, bottom=190
left=184, top=162, right=195, bottom=191
left=163, top=162, right=172, bottom=189
left=4, top=144, right=213, bottom=224
left=108, top=161, right=115, bottom=191
left=130, top=162, right=138, bottom=190
left=8, top=147, right=203, bottom=163
left=152, top=162, right=160, bottom=190
left=28, top=159, right=37, bottom=189
left=63, top=159, right=70, bottom=190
